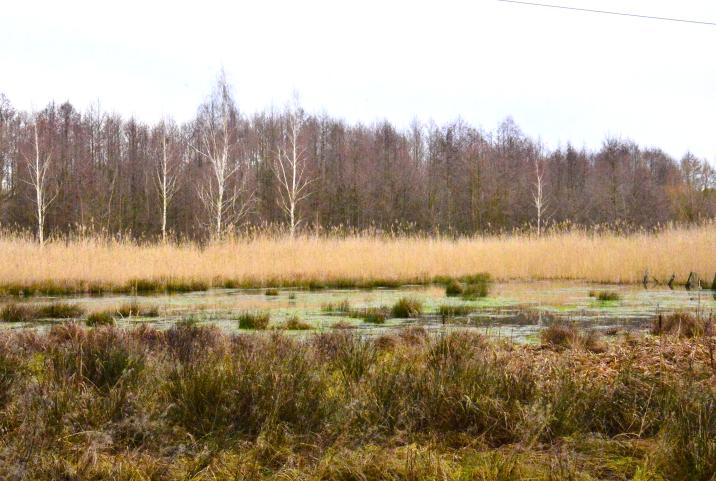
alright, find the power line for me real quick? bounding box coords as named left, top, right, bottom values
left=496, top=0, right=716, bottom=27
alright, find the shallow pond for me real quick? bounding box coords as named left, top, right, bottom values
left=2, top=281, right=714, bottom=342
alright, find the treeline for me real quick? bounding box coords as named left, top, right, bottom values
left=0, top=77, right=714, bottom=241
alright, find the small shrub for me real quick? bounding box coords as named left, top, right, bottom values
left=0, top=303, right=36, bottom=322
left=85, top=311, right=115, bottom=327
left=288, top=292, right=297, bottom=300
left=652, top=311, right=710, bottom=337
left=390, top=297, right=423, bottom=318
left=265, top=288, right=279, bottom=296
left=237, top=311, right=270, bottom=330
left=445, top=279, right=463, bottom=297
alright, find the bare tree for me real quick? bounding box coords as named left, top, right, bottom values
left=23, top=118, right=56, bottom=246
left=194, top=72, right=251, bottom=238
left=155, top=121, right=180, bottom=242
left=272, top=95, right=313, bottom=237
left=532, top=156, right=548, bottom=236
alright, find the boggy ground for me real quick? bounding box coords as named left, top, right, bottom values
left=0, top=323, right=714, bottom=480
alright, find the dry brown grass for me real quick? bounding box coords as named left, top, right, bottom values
left=0, top=225, right=714, bottom=289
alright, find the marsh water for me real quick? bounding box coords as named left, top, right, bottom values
left=2, top=281, right=714, bottom=342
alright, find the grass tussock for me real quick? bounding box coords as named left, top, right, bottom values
left=390, top=297, right=423, bottom=318
left=349, top=306, right=390, bottom=324
left=0, top=325, right=713, bottom=479
left=115, top=302, right=160, bottom=318
left=652, top=311, right=713, bottom=338
left=236, top=311, right=271, bottom=330
left=277, top=315, right=312, bottom=330
left=85, top=311, right=115, bottom=327
left=589, top=290, right=621, bottom=301
left=438, top=304, right=477, bottom=321
left=1, top=302, right=84, bottom=322
left=0, top=227, right=715, bottom=294
left=264, top=288, right=279, bottom=296
left=321, top=300, right=352, bottom=313
left=540, top=323, right=606, bottom=352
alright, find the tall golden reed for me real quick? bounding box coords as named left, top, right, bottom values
left=0, top=225, right=713, bottom=286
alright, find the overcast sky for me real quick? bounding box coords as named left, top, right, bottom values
left=2, top=0, right=715, bottom=160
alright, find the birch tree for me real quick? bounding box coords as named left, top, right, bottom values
left=23, top=118, right=56, bottom=246
left=532, top=156, right=548, bottom=236
left=272, top=95, right=313, bottom=237
left=194, top=72, right=251, bottom=238
left=155, top=121, right=180, bottom=242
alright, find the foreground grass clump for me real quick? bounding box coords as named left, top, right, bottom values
left=540, top=322, right=606, bottom=352
left=237, top=311, right=271, bottom=329
left=390, top=297, right=423, bottom=318
left=652, top=311, right=712, bottom=337
left=0, top=324, right=714, bottom=479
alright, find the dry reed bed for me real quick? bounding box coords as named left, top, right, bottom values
left=0, top=225, right=714, bottom=292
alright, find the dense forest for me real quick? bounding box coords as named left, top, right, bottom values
left=1, top=75, right=714, bottom=241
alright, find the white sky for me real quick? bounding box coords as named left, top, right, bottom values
left=2, top=0, right=715, bottom=160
